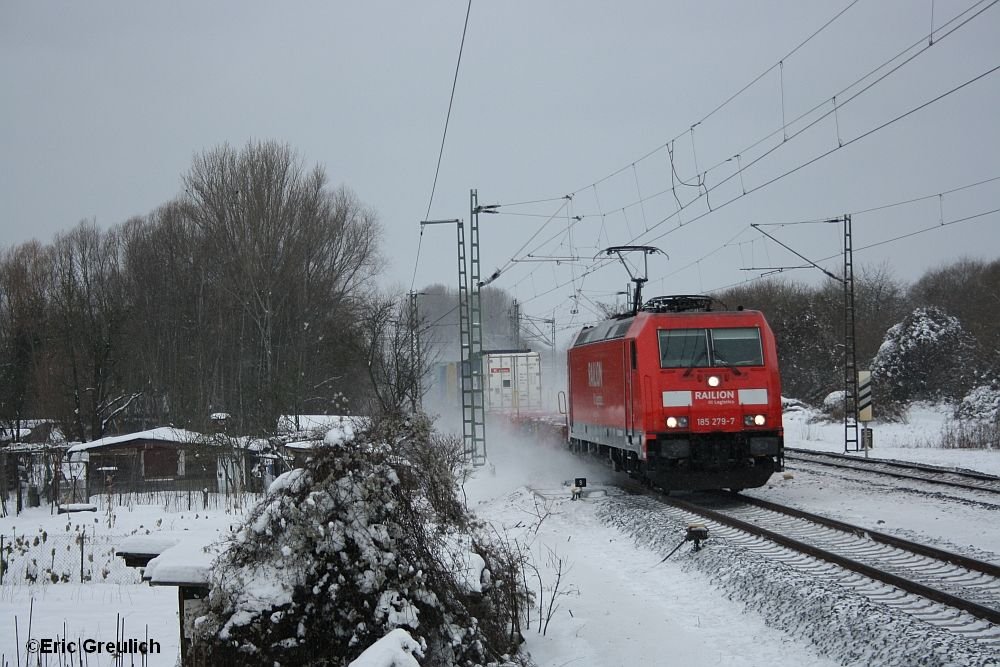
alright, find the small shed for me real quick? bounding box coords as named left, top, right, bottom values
left=117, top=530, right=222, bottom=665
left=67, top=428, right=217, bottom=497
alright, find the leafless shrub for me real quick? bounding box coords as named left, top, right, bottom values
left=938, top=419, right=1000, bottom=450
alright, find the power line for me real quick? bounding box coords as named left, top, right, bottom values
left=495, top=2, right=996, bottom=323
left=707, top=206, right=1000, bottom=294
left=518, top=56, right=1000, bottom=305
left=410, top=0, right=473, bottom=292
left=752, top=174, right=1000, bottom=226
left=501, top=0, right=997, bottom=306
left=851, top=175, right=1000, bottom=215
left=640, top=56, right=1000, bottom=247
left=509, top=0, right=994, bottom=246
left=570, top=0, right=865, bottom=196
left=669, top=175, right=1000, bottom=286
left=494, top=196, right=569, bottom=208
left=623, top=0, right=998, bottom=240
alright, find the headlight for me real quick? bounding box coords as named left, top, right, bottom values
left=666, top=416, right=689, bottom=429
left=707, top=376, right=720, bottom=387
left=744, top=414, right=767, bottom=426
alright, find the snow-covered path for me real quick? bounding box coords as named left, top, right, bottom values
left=477, top=486, right=841, bottom=667
left=470, top=402, right=1000, bottom=667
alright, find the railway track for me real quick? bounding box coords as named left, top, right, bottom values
left=785, top=447, right=1000, bottom=495
left=633, top=485, right=1000, bottom=645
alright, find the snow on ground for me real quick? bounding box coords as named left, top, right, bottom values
left=785, top=401, right=1000, bottom=475
left=0, top=584, right=178, bottom=664
left=0, top=498, right=243, bottom=664
left=468, top=431, right=841, bottom=667
left=1, top=401, right=995, bottom=665
left=467, top=407, right=1000, bottom=667
left=487, top=486, right=843, bottom=667
left=773, top=401, right=1000, bottom=559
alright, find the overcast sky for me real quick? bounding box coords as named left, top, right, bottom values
left=2, top=1, right=998, bottom=341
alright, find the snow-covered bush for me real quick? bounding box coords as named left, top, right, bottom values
left=943, top=384, right=1000, bottom=449
left=347, top=629, right=424, bottom=667
left=191, top=415, right=529, bottom=666
left=955, top=384, right=1000, bottom=423
left=870, top=307, right=977, bottom=406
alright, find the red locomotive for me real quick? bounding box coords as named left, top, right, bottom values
left=567, top=295, right=784, bottom=490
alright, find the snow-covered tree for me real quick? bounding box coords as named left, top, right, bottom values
left=871, top=307, right=977, bottom=404
left=955, top=383, right=1000, bottom=423
left=191, top=415, right=528, bottom=666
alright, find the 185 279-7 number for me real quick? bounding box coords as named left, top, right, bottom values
left=696, top=416, right=736, bottom=427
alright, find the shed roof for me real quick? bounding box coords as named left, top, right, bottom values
left=67, top=427, right=204, bottom=454
left=117, top=529, right=224, bottom=587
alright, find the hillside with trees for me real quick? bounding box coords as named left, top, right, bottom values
left=715, top=259, right=1000, bottom=421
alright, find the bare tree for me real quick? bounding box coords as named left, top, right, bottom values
left=0, top=241, right=51, bottom=440
left=47, top=221, right=131, bottom=440
left=355, top=291, right=430, bottom=416
left=179, top=141, right=382, bottom=430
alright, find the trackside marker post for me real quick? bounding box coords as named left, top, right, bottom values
left=858, top=370, right=873, bottom=458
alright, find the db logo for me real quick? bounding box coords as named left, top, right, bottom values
left=587, top=361, right=603, bottom=387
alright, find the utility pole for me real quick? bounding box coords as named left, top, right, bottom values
left=418, top=189, right=495, bottom=467
left=466, top=189, right=490, bottom=466
left=510, top=299, right=521, bottom=349
left=419, top=216, right=483, bottom=465
left=408, top=291, right=423, bottom=412
left=750, top=216, right=859, bottom=453
left=842, top=214, right=859, bottom=453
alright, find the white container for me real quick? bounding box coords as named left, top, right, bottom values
left=485, top=351, right=543, bottom=415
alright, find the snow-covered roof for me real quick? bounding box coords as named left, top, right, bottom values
left=118, top=530, right=224, bottom=587
left=284, top=439, right=320, bottom=451
left=223, top=435, right=271, bottom=452
left=1, top=441, right=69, bottom=453
left=67, top=427, right=205, bottom=454
left=117, top=534, right=182, bottom=557
left=277, top=414, right=363, bottom=433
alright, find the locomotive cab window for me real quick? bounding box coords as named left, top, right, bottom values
left=710, top=327, right=763, bottom=367
left=659, top=329, right=708, bottom=368
left=658, top=327, right=763, bottom=368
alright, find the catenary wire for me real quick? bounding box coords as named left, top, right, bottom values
left=409, top=0, right=473, bottom=292
left=517, top=58, right=1000, bottom=306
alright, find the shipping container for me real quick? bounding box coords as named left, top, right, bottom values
left=484, top=351, right=543, bottom=416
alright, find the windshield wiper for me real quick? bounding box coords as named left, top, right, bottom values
left=713, top=356, right=743, bottom=376
left=682, top=351, right=708, bottom=377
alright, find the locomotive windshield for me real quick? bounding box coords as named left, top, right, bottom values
left=658, top=327, right=763, bottom=368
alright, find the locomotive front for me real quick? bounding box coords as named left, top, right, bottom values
left=641, top=308, right=784, bottom=490
left=567, top=296, right=784, bottom=491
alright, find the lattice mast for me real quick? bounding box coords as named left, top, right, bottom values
left=843, top=214, right=860, bottom=452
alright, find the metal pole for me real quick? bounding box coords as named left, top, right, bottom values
left=469, top=189, right=487, bottom=465
left=843, top=214, right=860, bottom=453
left=419, top=218, right=469, bottom=447
left=408, top=291, right=419, bottom=412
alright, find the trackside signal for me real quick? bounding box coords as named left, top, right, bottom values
left=858, top=370, right=873, bottom=422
